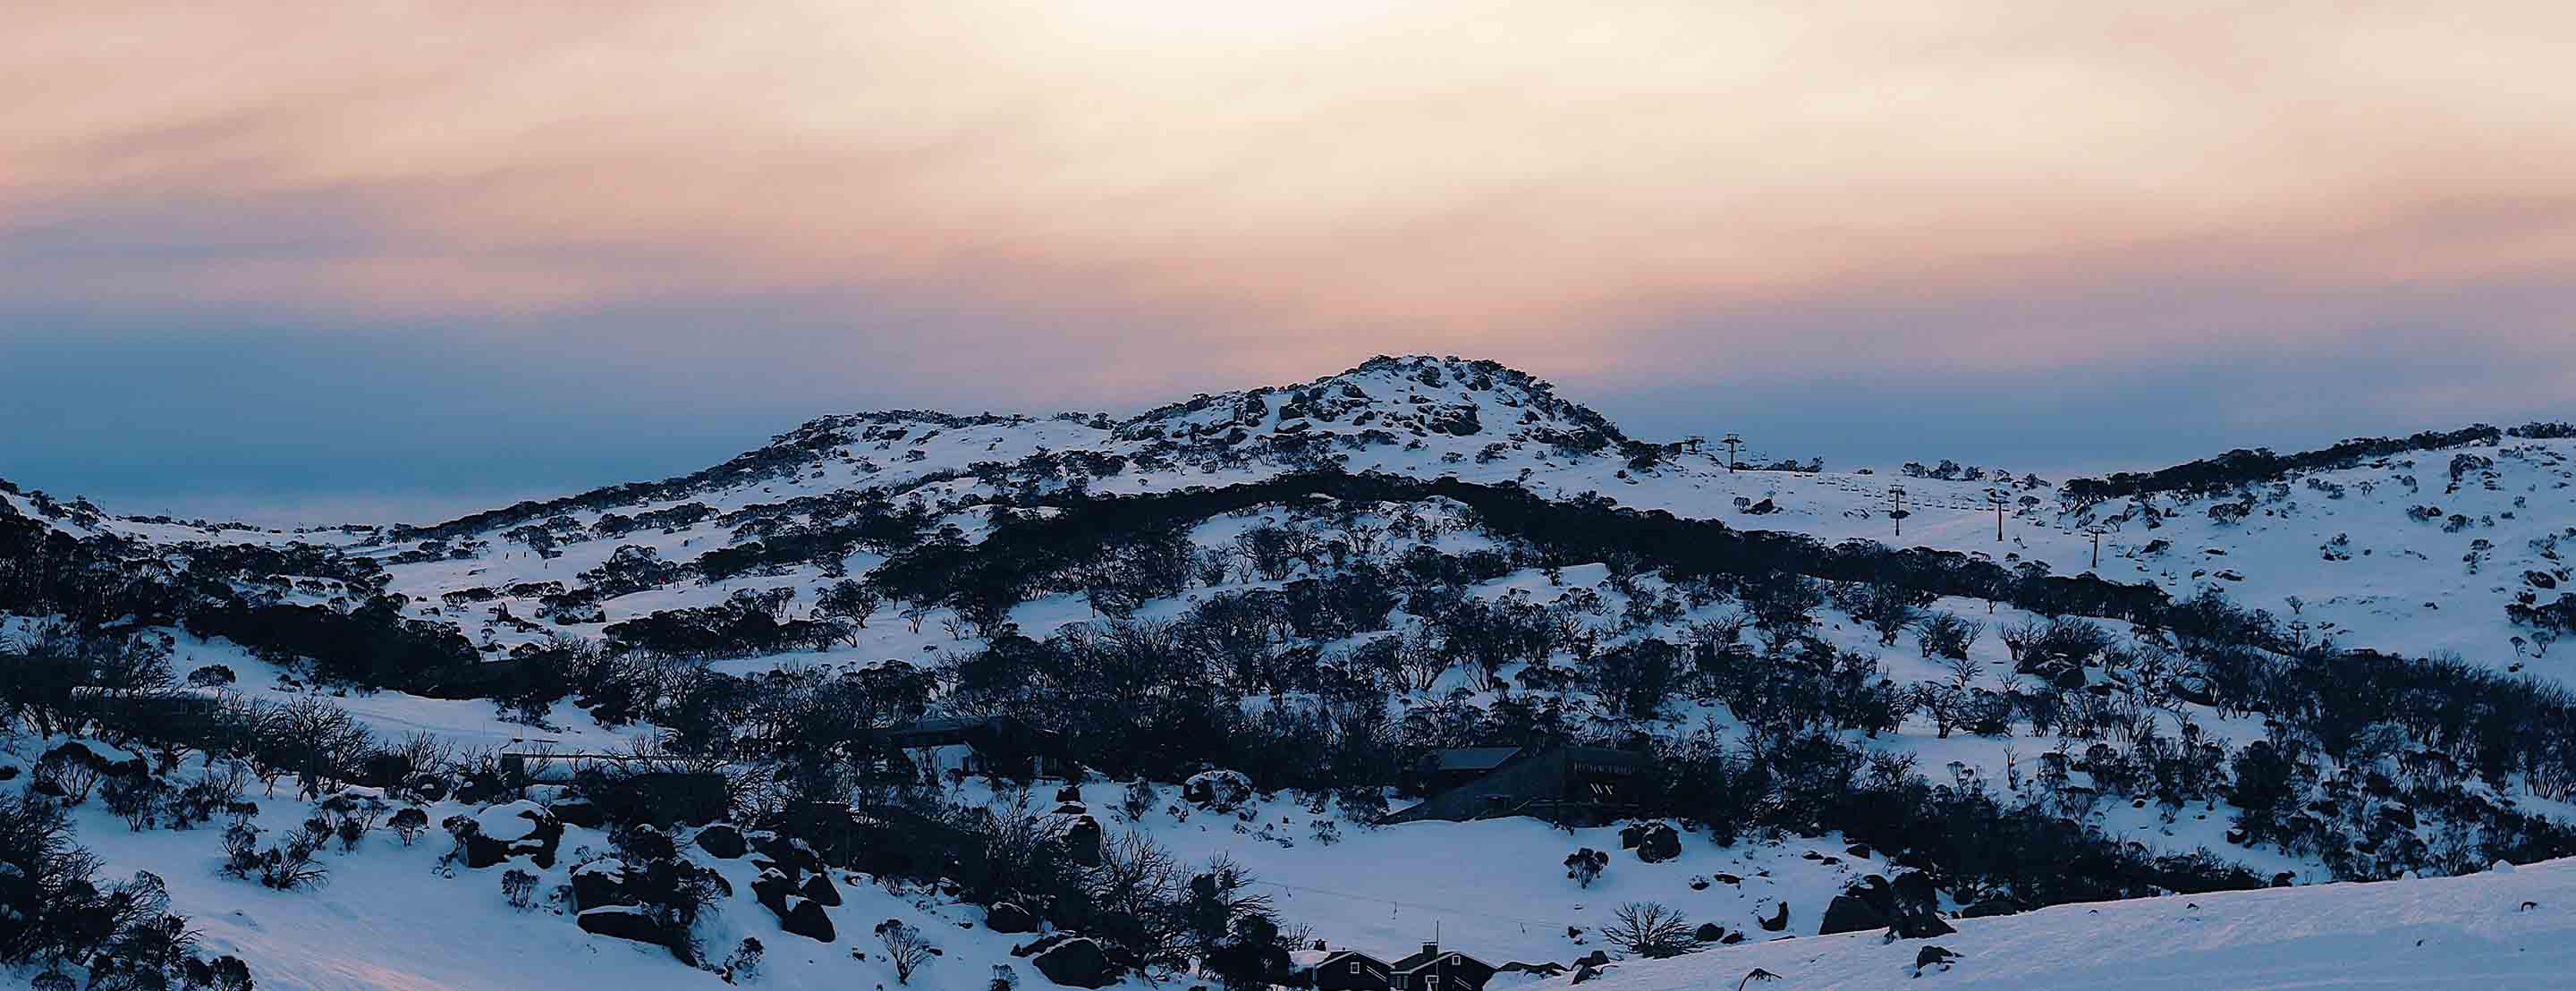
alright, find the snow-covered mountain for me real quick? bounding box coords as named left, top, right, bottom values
left=7, top=355, right=2576, bottom=990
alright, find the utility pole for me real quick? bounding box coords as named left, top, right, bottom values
left=1988, top=489, right=2010, bottom=542
left=1888, top=485, right=1908, bottom=538
left=1722, top=433, right=1743, bottom=473
left=2088, top=526, right=2105, bottom=570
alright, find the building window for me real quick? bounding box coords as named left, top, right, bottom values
left=1349, top=962, right=1361, bottom=974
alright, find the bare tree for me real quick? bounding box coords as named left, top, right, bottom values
left=875, top=919, right=936, bottom=985
left=1608, top=902, right=1702, bottom=959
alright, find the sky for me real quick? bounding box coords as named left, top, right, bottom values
left=4, top=2, right=2573, bottom=524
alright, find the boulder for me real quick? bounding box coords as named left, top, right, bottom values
left=1055, top=785, right=1083, bottom=803
left=1915, top=945, right=1960, bottom=971
left=1575, top=950, right=1612, bottom=967
left=987, top=902, right=1039, bottom=935
left=548, top=795, right=606, bottom=830
left=749, top=831, right=825, bottom=877
left=570, top=860, right=631, bottom=911
left=1692, top=923, right=1725, bottom=944
left=1960, top=899, right=2020, bottom=919
left=752, top=869, right=795, bottom=917
left=776, top=896, right=835, bottom=943
left=579, top=906, right=693, bottom=965
left=1891, top=872, right=1936, bottom=905
left=1894, top=913, right=1955, bottom=939
left=695, top=823, right=746, bottom=859
left=1060, top=814, right=1105, bottom=867
left=1617, top=822, right=1682, bottom=864
left=800, top=870, right=842, bottom=908
left=1030, top=936, right=1116, bottom=988
left=1757, top=902, right=1789, bottom=932
left=1181, top=770, right=1254, bottom=811
left=1851, top=877, right=1899, bottom=917
left=466, top=800, right=564, bottom=868
left=1819, top=894, right=1889, bottom=936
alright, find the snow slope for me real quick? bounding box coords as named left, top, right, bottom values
left=1580, top=858, right=2576, bottom=991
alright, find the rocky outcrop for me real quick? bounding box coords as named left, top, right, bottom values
left=695, top=823, right=746, bottom=859
left=986, top=902, right=1038, bottom=935
left=1618, top=822, right=1682, bottom=863
left=579, top=906, right=693, bottom=965
left=1027, top=936, right=1115, bottom=988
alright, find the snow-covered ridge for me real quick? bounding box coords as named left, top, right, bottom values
left=292, top=355, right=1635, bottom=545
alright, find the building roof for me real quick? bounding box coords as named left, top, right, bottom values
left=1433, top=747, right=1522, bottom=772
left=1390, top=946, right=1493, bottom=973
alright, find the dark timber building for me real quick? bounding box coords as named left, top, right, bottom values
left=1382, top=745, right=1648, bottom=826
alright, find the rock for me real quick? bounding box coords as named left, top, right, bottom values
left=696, top=823, right=746, bottom=859
left=1758, top=902, right=1789, bottom=932
left=987, top=902, right=1039, bottom=935
left=1745, top=497, right=1776, bottom=514
left=466, top=800, right=564, bottom=868
left=800, top=870, right=842, bottom=908
left=1181, top=770, right=1254, bottom=811
left=1574, top=950, right=1612, bottom=967
left=1877, top=872, right=1953, bottom=938
left=1820, top=894, right=1889, bottom=936
left=1891, top=872, right=1936, bottom=910
left=1617, top=822, right=1682, bottom=864
left=570, top=860, right=631, bottom=911
left=748, top=830, right=824, bottom=877
left=1029, top=936, right=1117, bottom=988
left=1895, top=914, right=1956, bottom=939
left=776, top=896, right=835, bottom=943
left=752, top=869, right=795, bottom=917
left=1571, top=962, right=1607, bottom=984
left=1060, top=814, right=1105, bottom=867
left=1915, top=945, right=1960, bottom=971
left=1961, top=899, right=2019, bottom=919
left=1055, top=785, right=1083, bottom=803
left=1692, top=923, right=1725, bottom=944
left=579, top=906, right=693, bottom=965
left=549, top=795, right=606, bottom=829
left=473, top=800, right=552, bottom=843
left=2529, top=571, right=2560, bottom=590
left=1845, top=843, right=1875, bottom=860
